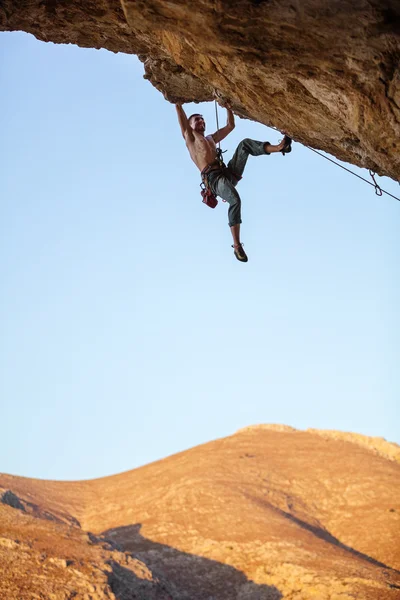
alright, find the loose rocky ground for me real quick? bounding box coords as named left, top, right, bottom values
left=1, top=426, right=399, bottom=599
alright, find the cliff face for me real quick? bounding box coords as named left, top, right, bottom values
left=1, top=426, right=400, bottom=600
left=1, top=0, right=399, bottom=181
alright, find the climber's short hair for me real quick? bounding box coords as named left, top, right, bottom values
left=188, top=113, right=203, bottom=124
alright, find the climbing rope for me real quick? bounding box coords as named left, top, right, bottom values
left=215, top=101, right=399, bottom=201
left=262, top=121, right=400, bottom=202
left=306, top=146, right=399, bottom=201
left=214, top=99, right=220, bottom=140
left=214, top=100, right=227, bottom=165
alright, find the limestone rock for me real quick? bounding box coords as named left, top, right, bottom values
left=0, top=426, right=399, bottom=599
left=1, top=0, right=399, bottom=180
left=306, top=428, right=400, bottom=464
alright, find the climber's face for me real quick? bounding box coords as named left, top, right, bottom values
left=190, top=115, right=206, bottom=133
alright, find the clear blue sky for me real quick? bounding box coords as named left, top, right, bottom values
left=1, top=32, right=399, bottom=481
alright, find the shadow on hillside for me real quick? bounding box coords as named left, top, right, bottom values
left=101, top=523, right=283, bottom=600
left=245, top=493, right=400, bottom=575
left=277, top=506, right=399, bottom=573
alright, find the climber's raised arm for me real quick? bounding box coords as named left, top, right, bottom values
left=212, top=107, right=235, bottom=144
left=175, top=104, right=194, bottom=140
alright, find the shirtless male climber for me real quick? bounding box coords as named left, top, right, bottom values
left=175, top=102, right=292, bottom=262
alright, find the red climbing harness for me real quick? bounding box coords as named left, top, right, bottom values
left=200, top=183, right=218, bottom=208
left=200, top=162, right=220, bottom=208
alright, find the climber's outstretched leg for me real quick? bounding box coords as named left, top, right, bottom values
left=227, top=136, right=292, bottom=181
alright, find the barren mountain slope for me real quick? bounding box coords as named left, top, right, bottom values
left=1, top=0, right=399, bottom=180
left=1, top=426, right=400, bottom=600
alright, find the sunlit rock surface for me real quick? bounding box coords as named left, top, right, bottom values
left=1, top=0, right=399, bottom=181
left=1, top=426, right=400, bottom=599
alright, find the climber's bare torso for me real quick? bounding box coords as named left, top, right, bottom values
left=175, top=105, right=235, bottom=171
left=185, top=130, right=218, bottom=172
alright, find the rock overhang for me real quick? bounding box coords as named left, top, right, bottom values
left=1, top=0, right=399, bottom=181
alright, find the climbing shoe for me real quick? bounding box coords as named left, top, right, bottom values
left=281, top=134, right=292, bottom=155
left=232, top=243, right=248, bottom=263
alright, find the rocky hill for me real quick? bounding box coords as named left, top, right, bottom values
left=1, top=0, right=399, bottom=180
left=1, top=426, right=400, bottom=599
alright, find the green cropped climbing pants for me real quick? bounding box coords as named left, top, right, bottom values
left=205, top=138, right=270, bottom=227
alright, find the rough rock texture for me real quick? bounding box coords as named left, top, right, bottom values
left=1, top=0, right=399, bottom=181
left=0, top=505, right=174, bottom=600
left=1, top=426, right=400, bottom=599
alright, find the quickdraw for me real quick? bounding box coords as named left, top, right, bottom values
left=216, top=146, right=227, bottom=168
left=369, top=170, right=383, bottom=196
